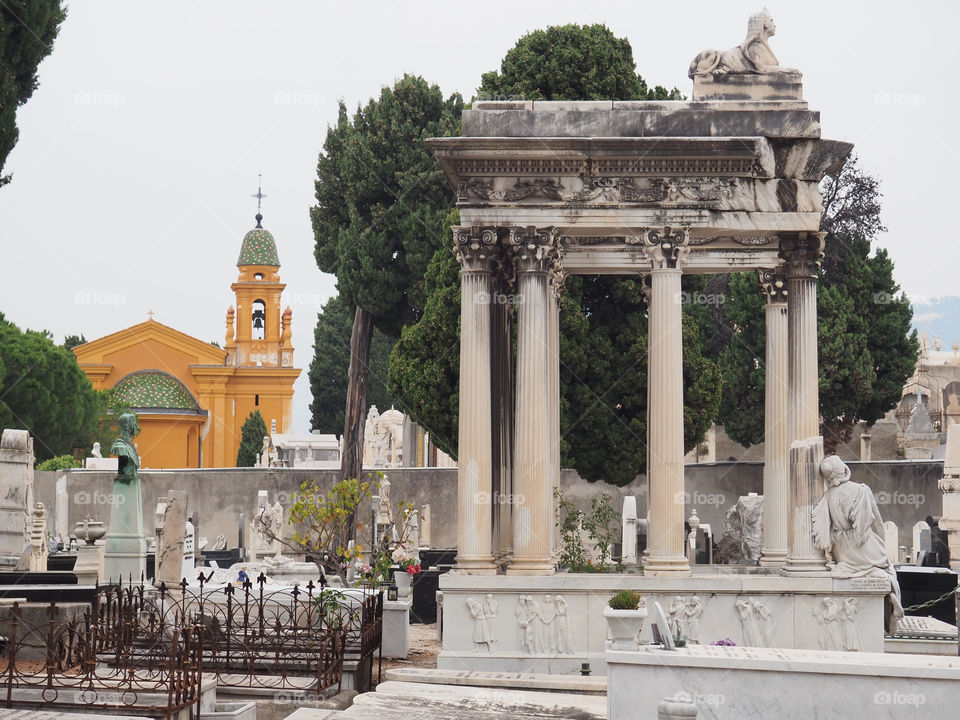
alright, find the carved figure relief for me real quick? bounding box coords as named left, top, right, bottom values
left=813, top=597, right=860, bottom=651
left=467, top=596, right=496, bottom=652
left=667, top=596, right=704, bottom=643
left=513, top=594, right=575, bottom=655
left=736, top=596, right=773, bottom=647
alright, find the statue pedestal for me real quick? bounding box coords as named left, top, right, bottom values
left=74, top=543, right=104, bottom=584
left=692, top=72, right=803, bottom=102
left=103, top=478, right=146, bottom=584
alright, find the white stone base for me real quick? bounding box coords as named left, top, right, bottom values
left=382, top=599, right=410, bottom=659
left=438, top=572, right=889, bottom=674
left=607, top=645, right=960, bottom=720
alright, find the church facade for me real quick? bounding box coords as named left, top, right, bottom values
left=73, top=216, right=300, bottom=468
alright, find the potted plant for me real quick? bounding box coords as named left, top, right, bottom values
left=390, top=543, right=421, bottom=598
left=603, top=590, right=647, bottom=650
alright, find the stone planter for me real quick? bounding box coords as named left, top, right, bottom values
left=603, top=604, right=648, bottom=651
left=75, top=520, right=106, bottom=545
left=395, top=570, right=412, bottom=598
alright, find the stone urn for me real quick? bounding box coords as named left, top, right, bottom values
left=75, top=520, right=106, bottom=545
left=603, top=601, right=648, bottom=650
left=393, top=569, right=412, bottom=598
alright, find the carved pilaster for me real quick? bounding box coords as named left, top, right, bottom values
left=779, top=232, right=824, bottom=279
left=454, top=226, right=499, bottom=273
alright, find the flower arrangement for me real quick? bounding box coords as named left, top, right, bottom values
left=391, top=543, right=422, bottom=574
left=710, top=638, right=736, bottom=647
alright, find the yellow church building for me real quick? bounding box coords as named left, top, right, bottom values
left=73, top=213, right=301, bottom=468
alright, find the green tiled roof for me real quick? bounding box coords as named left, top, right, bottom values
left=112, top=370, right=200, bottom=411
left=237, top=227, right=280, bottom=267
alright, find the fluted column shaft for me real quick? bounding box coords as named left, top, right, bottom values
left=508, top=227, right=559, bottom=575
left=645, top=265, right=690, bottom=576
left=782, top=233, right=829, bottom=574
left=491, top=293, right=513, bottom=559
left=759, top=272, right=789, bottom=567
left=454, top=227, right=497, bottom=573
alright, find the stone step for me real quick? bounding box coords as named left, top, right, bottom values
left=384, top=667, right=606, bottom=694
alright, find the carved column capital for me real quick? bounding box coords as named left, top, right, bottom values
left=506, top=225, right=561, bottom=272
left=779, top=232, right=825, bottom=279
left=454, top=226, right=499, bottom=273
left=629, top=226, right=691, bottom=270
left=760, top=269, right=788, bottom=304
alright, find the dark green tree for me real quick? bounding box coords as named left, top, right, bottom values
left=390, top=27, right=718, bottom=484
left=236, top=410, right=267, bottom=467
left=388, top=218, right=462, bottom=458
left=309, top=294, right=399, bottom=435
left=479, top=24, right=682, bottom=101
left=0, top=312, right=99, bottom=460
left=310, top=75, right=462, bottom=488
left=0, top=0, right=66, bottom=187
left=63, top=333, right=86, bottom=350
left=716, top=156, right=919, bottom=452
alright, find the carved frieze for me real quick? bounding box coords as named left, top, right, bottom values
left=466, top=594, right=498, bottom=653
left=667, top=596, right=704, bottom=644
left=514, top=594, right=575, bottom=655
left=457, top=175, right=740, bottom=208
left=736, top=596, right=773, bottom=647
left=812, top=597, right=860, bottom=651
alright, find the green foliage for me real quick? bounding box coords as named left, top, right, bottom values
left=608, top=589, right=643, bottom=610
left=0, top=0, right=66, bottom=186
left=36, top=454, right=80, bottom=471
left=309, top=294, right=399, bottom=434
left=387, top=216, right=462, bottom=457
left=555, top=489, right=624, bottom=571
left=310, top=74, right=463, bottom=335
left=716, top=157, right=919, bottom=452
left=92, top=389, right=132, bottom=456
left=288, top=476, right=371, bottom=580
left=235, top=410, right=267, bottom=467
left=0, top=312, right=99, bottom=460
left=479, top=24, right=682, bottom=101
left=63, top=334, right=86, bottom=351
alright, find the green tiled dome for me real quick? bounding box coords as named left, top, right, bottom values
left=112, top=370, right=200, bottom=411
left=237, top=225, right=280, bottom=267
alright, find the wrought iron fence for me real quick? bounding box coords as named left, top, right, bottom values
left=1, top=600, right=203, bottom=720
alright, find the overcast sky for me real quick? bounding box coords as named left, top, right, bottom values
left=0, top=1, right=956, bottom=432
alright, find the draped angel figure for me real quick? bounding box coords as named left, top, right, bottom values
left=812, top=455, right=904, bottom=633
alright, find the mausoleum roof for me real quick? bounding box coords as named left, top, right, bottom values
left=237, top=217, right=279, bottom=267
left=112, top=370, right=201, bottom=411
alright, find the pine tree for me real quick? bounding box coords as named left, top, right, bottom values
left=236, top=410, right=267, bottom=467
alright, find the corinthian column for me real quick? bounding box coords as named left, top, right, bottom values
left=759, top=270, right=789, bottom=567
left=781, top=232, right=829, bottom=574
left=453, top=226, right=498, bottom=574
left=507, top=226, right=560, bottom=575
left=641, top=227, right=690, bottom=577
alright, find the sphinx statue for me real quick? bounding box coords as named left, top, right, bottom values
left=689, top=9, right=798, bottom=78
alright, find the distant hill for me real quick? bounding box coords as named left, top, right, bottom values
left=912, top=296, right=960, bottom=346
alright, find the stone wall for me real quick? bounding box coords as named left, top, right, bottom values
left=36, top=460, right=943, bottom=555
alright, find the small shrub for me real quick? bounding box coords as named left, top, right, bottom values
left=608, top=589, right=643, bottom=610
left=36, top=455, right=81, bottom=471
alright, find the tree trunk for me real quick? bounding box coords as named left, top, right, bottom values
left=340, top=306, right=375, bottom=536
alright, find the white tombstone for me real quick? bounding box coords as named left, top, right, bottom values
left=154, top=490, right=187, bottom=586
left=27, top=503, right=48, bottom=572
left=183, top=518, right=195, bottom=580
left=912, top=520, right=931, bottom=564
left=0, top=429, right=34, bottom=567
left=55, top=474, right=69, bottom=541
left=883, top=521, right=899, bottom=566
left=622, top=496, right=638, bottom=566
left=420, top=504, right=432, bottom=548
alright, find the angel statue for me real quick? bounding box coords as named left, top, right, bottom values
left=812, top=455, right=904, bottom=633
